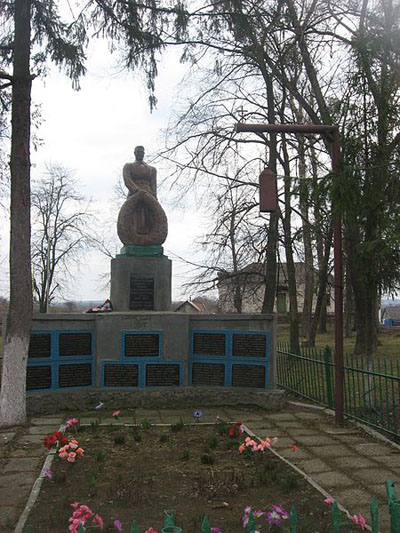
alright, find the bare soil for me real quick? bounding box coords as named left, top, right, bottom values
left=27, top=422, right=359, bottom=532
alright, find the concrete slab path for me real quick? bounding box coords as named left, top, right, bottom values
left=0, top=402, right=398, bottom=531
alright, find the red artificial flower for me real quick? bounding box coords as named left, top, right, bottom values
left=228, top=427, right=236, bottom=438
left=290, top=445, right=299, bottom=451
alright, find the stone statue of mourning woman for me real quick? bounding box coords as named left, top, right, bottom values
left=117, top=146, right=168, bottom=247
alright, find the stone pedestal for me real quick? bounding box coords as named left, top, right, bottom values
left=110, top=247, right=172, bottom=311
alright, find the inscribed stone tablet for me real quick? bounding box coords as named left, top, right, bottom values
left=145, top=364, right=180, bottom=386
left=130, top=276, right=154, bottom=310
left=104, top=364, right=139, bottom=387
left=59, top=363, right=92, bottom=387
left=192, top=362, right=225, bottom=386
left=26, top=365, right=52, bottom=390
left=59, top=333, right=92, bottom=357
left=193, top=332, right=226, bottom=356
left=124, top=333, right=160, bottom=357
left=28, top=333, right=51, bottom=358
left=232, top=364, right=265, bottom=388
left=232, top=333, right=266, bottom=357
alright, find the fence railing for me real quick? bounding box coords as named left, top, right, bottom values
left=277, top=342, right=400, bottom=438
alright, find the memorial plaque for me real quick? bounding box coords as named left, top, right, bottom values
left=232, top=364, right=265, bottom=388
left=59, top=363, right=92, bottom=387
left=193, top=333, right=226, bottom=356
left=125, top=333, right=160, bottom=357
left=59, top=333, right=92, bottom=357
left=232, top=333, right=267, bottom=358
left=104, top=364, right=139, bottom=387
left=130, top=276, right=154, bottom=310
left=28, top=333, right=51, bottom=358
left=192, top=362, right=225, bottom=386
left=145, top=364, right=180, bottom=386
left=27, top=365, right=51, bottom=390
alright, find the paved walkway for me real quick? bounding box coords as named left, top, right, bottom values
left=0, top=401, right=398, bottom=531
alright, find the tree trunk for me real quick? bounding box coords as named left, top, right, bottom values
left=298, top=134, right=314, bottom=338
left=0, top=0, right=32, bottom=428
left=281, top=149, right=300, bottom=354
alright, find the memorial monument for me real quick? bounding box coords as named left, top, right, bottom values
left=111, top=146, right=172, bottom=311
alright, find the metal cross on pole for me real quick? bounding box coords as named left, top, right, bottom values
left=235, top=122, right=344, bottom=424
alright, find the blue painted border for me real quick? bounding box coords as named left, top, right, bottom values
left=189, top=329, right=271, bottom=388
left=27, top=329, right=94, bottom=392
left=121, top=330, right=163, bottom=360
left=100, top=360, right=183, bottom=389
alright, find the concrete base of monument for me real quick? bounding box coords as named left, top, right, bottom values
left=26, top=387, right=286, bottom=415
left=110, top=253, right=172, bottom=311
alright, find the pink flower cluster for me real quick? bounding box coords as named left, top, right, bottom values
left=66, top=417, right=79, bottom=429
left=242, top=504, right=288, bottom=528
left=351, top=513, right=367, bottom=530
left=68, top=502, right=103, bottom=532
left=238, top=436, right=277, bottom=454
left=59, top=439, right=84, bottom=462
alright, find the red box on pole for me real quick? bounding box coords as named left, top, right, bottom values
left=259, top=168, right=278, bottom=212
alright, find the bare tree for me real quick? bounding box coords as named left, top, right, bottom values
left=31, top=164, right=94, bottom=313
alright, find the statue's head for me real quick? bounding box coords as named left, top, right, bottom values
left=134, top=145, right=145, bottom=162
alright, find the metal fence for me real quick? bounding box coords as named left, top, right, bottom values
left=277, top=342, right=400, bottom=439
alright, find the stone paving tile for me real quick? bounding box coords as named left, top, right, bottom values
left=293, top=411, right=324, bottom=420
left=284, top=427, right=321, bottom=437
left=292, top=434, right=336, bottom=446
left=351, top=467, right=396, bottom=485
left=27, top=425, right=61, bottom=435
left=10, top=447, right=47, bottom=458
left=0, top=432, right=16, bottom=445
left=0, top=484, right=32, bottom=507
left=19, top=434, right=49, bottom=446
left=295, top=458, right=332, bottom=474
left=352, top=443, right=393, bottom=456
left=328, top=434, right=368, bottom=444
left=370, top=483, right=389, bottom=499
left=334, top=456, right=377, bottom=470
left=310, top=471, right=354, bottom=488
left=334, top=486, right=374, bottom=507
left=29, top=417, right=63, bottom=425
left=320, top=425, right=359, bottom=434
left=307, top=444, right=356, bottom=458
left=0, top=472, right=37, bottom=488
left=222, top=409, right=266, bottom=421
left=373, top=454, right=400, bottom=469
left=268, top=420, right=308, bottom=428
left=4, top=457, right=42, bottom=473
left=276, top=448, right=313, bottom=461
left=247, top=426, right=287, bottom=437
left=267, top=412, right=298, bottom=421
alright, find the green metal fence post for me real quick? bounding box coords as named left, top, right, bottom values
left=386, top=479, right=400, bottom=533
left=331, top=501, right=340, bottom=533
left=130, top=521, right=139, bottom=533
left=324, top=345, right=334, bottom=409
left=289, top=505, right=298, bottom=533
left=246, top=511, right=255, bottom=533
left=201, top=515, right=211, bottom=533
left=370, top=497, right=379, bottom=533
left=163, top=511, right=175, bottom=527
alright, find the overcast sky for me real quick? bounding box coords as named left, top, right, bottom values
left=0, top=42, right=209, bottom=302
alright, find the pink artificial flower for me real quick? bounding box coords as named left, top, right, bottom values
left=114, top=519, right=123, bottom=531
left=76, top=447, right=84, bottom=456
left=66, top=417, right=79, bottom=428
left=351, top=514, right=367, bottom=530
left=112, top=408, right=121, bottom=418
left=324, top=497, right=334, bottom=505
left=67, top=452, right=77, bottom=462
left=59, top=450, right=69, bottom=459
left=291, top=445, right=299, bottom=451
left=43, top=468, right=53, bottom=479
left=145, top=528, right=158, bottom=533
left=238, top=443, right=245, bottom=453
left=71, top=502, right=80, bottom=510
left=93, top=513, right=104, bottom=529
left=69, top=441, right=78, bottom=450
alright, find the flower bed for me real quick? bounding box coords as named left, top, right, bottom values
left=26, top=413, right=364, bottom=532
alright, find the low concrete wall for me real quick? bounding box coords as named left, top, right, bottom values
left=27, top=387, right=285, bottom=415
